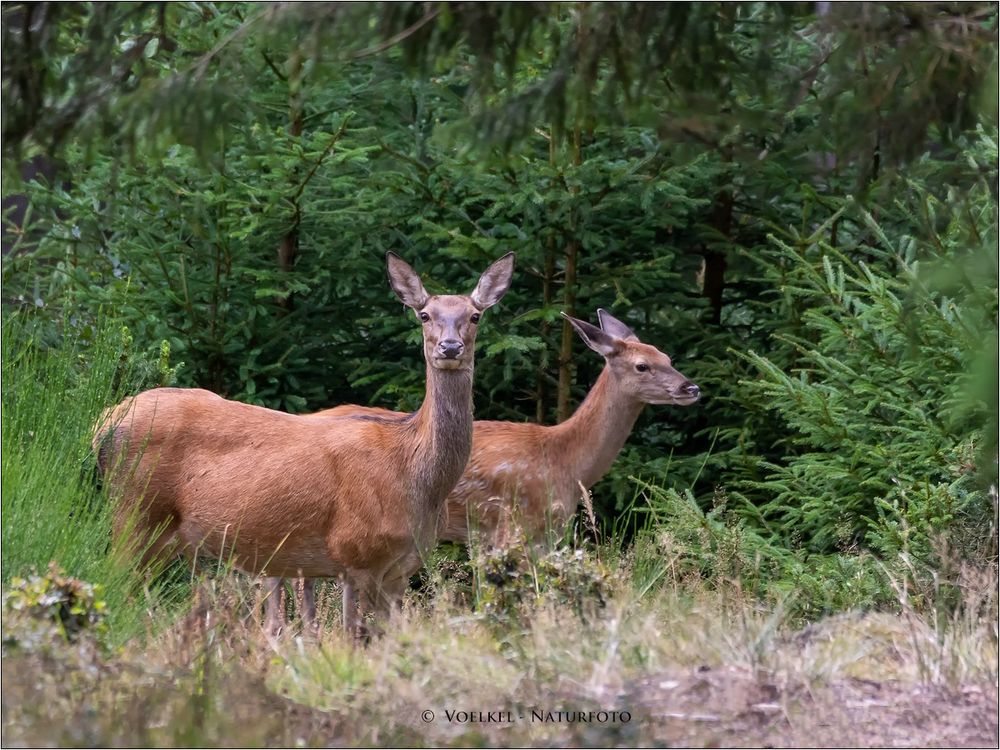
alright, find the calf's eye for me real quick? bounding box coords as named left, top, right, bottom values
left=419, top=312, right=430, bottom=323
left=470, top=313, right=481, bottom=324
left=635, top=363, right=649, bottom=373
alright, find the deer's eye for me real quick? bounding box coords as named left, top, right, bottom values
left=635, top=363, right=650, bottom=373
left=470, top=313, right=481, bottom=324
left=419, top=312, right=430, bottom=323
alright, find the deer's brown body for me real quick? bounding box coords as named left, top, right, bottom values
left=99, top=387, right=465, bottom=578
left=96, top=252, right=515, bottom=634
left=442, top=368, right=648, bottom=545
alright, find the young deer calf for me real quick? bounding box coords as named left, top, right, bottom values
left=272, top=309, right=698, bottom=629
left=441, top=309, right=700, bottom=545
left=95, top=252, right=514, bottom=636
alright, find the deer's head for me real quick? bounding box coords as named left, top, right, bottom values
left=387, top=252, right=515, bottom=371
left=563, top=309, right=700, bottom=406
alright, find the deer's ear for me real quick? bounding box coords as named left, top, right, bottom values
left=386, top=252, right=429, bottom=310
left=562, top=312, right=622, bottom=357
left=470, top=252, right=515, bottom=311
left=596, top=308, right=639, bottom=342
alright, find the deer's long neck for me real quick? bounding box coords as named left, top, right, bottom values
left=409, top=362, right=474, bottom=519
left=550, top=367, right=645, bottom=490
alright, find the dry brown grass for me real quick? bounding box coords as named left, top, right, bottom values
left=2, top=553, right=997, bottom=747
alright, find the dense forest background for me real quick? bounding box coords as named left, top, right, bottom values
left=2, top=2, right=998, bottom=614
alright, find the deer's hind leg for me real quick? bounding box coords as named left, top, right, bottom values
left=295, top=578, right=318, bottom=633
left=262, top=577, right=286, bottom=636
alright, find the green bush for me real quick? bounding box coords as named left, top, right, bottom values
left=626, top=130, right=998, bottom=616
left=474, top=543, right=613, bottom=626
left=630, top=481, right=892, bottom=619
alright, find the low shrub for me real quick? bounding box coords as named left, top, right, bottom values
left=474, top=542, right=613, bottom=626
left=2, top=562, right=108, bottom=652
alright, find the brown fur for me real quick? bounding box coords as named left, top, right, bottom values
left=95, top=252, right=515, bottom=635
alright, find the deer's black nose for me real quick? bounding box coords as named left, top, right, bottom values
left=439, top=339, right=464, bottom=359
left=682, top=382, right=700, bottom=399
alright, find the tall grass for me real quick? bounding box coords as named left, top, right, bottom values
left=5, top=552, right=996, bottom=748
left=1, top=312, right=178, bottom=638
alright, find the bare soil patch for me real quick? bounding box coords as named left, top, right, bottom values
left=626, top=666, right=998, bottom=748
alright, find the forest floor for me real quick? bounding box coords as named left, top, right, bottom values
left=622, top=667, right=997, bottom=747
left=3, top=571, right=998, bottom=747
left=6, top=662, right=996, bottom=748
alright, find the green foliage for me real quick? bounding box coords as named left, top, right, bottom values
left=734, top=235, right=985, bottom=552
left=630, top=482, right=891, bottom=619
left=4, top=44, right=715, bottom=425
left=6, top=4, right=995, bottom=159
left=621, top=127, right=997, bottom=617
left=474, top=544, right=612, bottom=626
left=726, top=140, right=995, bottom=559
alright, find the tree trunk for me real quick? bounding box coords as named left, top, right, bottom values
left=703, top=173, right=733, bottom=326
left=536, top=131, right=558, bottom=423
left=556, top=126, right=583, bottom=423
left=556, top=238, right=579, bottom=422
left=536, top=234, right=556, bottom=423
left=278, top=51, right=303, bottom=285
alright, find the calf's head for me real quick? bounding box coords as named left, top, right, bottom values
left=562, top=309, right=700, bottom=405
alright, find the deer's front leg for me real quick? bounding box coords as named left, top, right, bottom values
left=344, top=571, right=382, bottom=642
left=341, top=578, right=358, bottom=634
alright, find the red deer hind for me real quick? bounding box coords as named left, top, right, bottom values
left=95, top=251, right=515, bottom=636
